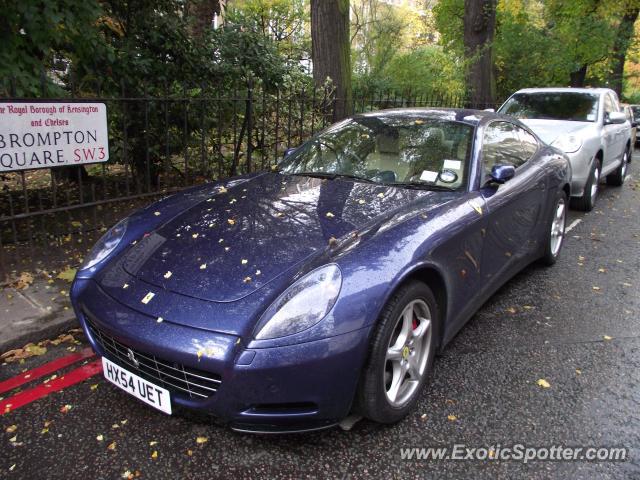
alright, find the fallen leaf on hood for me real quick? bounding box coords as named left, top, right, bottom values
left=157, top=317, right=163, bottom=323
left=227, top=219, right=236, bottom=225
left=196, top=436, right=208, bottom=444
left=218, top=186, right=228, bottom=194
left=328, top=237, right=338, bottom=247
left=325, top=212, right=335, bottom=218
left=41, top=428, right=49, bottom=434
left=163, top=271, right=172, bottom=279
left=243, top=277, right=252, bottom=283
left=536, top=378, right=551, bottom=388
left=199, top=264, right=207, bottom=270
left=192, top=233, right=199, bottom=239
left=123, top=283, right=129, bottom=289
left=255, top=270, right=261, bottom=276
left=377, top=192, right=385, bottom=198
left=358, top=199, right=366, bottom=205
left=154, top=211, right=161, bottom=216
left=141, top=292, right=155, bottom=304
left=196, top=350, right=204, bottom=361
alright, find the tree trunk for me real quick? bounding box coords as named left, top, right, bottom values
left=569, top=64, right=588, bottom=88
left=311, top=0, right=352, bottom=120
left=187, top=0, right=222, bottom=39
left=610, top=5, right=640, bottom=97
left=463, top=0, right=497, bottom=109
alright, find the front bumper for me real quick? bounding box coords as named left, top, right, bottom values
left=72, top=279, right=370, bottom=433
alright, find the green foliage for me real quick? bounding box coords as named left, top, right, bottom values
left=0, top=0, right=107, bottom=96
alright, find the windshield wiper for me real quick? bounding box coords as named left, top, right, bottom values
left=292, top=172, right=378, bottom=184
left=384, top=182, right=455, bottom=191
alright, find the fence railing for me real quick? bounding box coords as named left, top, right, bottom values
left=0, top=84, right=496, bottom=278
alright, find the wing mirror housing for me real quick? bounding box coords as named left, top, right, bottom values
left=489, top=164, right=515, bottom=184
left=605, top=111, right=627, bottom=125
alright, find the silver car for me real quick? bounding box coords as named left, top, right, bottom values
left=499, top=88, right=631, bottom=211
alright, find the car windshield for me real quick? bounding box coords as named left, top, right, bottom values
left=499, top=92, right=599, bottom=122
left=278, top=115, right=474, bottom=190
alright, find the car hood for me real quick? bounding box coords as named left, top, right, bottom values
left=118, top=173, right=447, bottom=303
left=519, top=119, right=594, bottom=145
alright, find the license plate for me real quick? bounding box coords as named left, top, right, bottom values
left=102, top=357, right=172, bottom=414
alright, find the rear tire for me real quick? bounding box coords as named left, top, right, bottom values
left=571, top=159, right=600, bottom=212
left=540, top=190, right=567, bottom=266
left=356, top=281, right=439, bottom=424
left=606, top=148, right=629, bottom=186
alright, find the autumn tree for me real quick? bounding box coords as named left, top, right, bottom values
left=311, top=0, right=352, bottom=120
left=610, top=2, right=640, bottom=96
left=463, top=0, right=497, bottom=108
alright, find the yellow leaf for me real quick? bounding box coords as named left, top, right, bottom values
left=575, top=369, right=582, bottom=375
left=603, top=335, right=613, bottom=341
left=227, top=219, right=236, bottom=225
left=149, top=441, right=158, bottom=446
left=141, top=292, right=155, bottom=304
left=536, top=378, right=551, bottom=388
left=107, top=441, right=117, bottom=450
left=592, top=286, right=601, bottom=291
left=151, top=451, right=158, bottom=459
left=57, top=268, right=77, bottom=282
left=71, top=221, right=83, bottom=228
left=447, top=414, right=457, bottom=421
left=196, top=436, right=208, bottom=444
left=506, top=307, right=517, bottom=314
left=6, top=425, right=17, bottom=433
left=598, top=268, right=606, bottom=273
left=96, top=434, right=104, bottom=441
left=41, top=428, right=49, bottom=434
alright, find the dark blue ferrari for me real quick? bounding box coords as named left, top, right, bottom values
left=71, top=109, right=571, bottom=433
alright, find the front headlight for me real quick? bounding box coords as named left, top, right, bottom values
left=552, top=135, right=582, bottom=153
left=254, top=264, right=342, bottom=340
left=81, top=218, right=128, bottom=271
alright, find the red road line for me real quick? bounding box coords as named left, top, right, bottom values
left=0, top=347, right=95, bottom=396
left=1, top=359, right=102, bottom=414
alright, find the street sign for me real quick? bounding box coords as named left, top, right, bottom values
left=0, top=102, right=109, bottom=172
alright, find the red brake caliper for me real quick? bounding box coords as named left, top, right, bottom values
left=412, top=316, right=418, bottom=330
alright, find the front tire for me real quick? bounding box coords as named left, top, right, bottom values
left=356, top=281, right=438, bottom=424
left=606, top=148, right=629, bottom=186
left=540, top=190, right=567, bottom=266
left=571, top=158, right=600, bottom=212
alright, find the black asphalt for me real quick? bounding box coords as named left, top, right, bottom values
left=2, top=154, right=640, bottom=479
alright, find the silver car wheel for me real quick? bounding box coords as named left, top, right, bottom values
left=590, top=165, right=599, bottom=204
left=384, top=299, right=432, bottom=407
left=621, top=151, right=628, bottom=178
left=550, top=197, right=566, bottom=257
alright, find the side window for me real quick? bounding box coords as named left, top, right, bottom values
left=515, top=126, right=538, bottom=161
left=609, top=93, right=621, bottom=112
left=603, top=95, right=614, bottom=120
left=482, top=122, right=528, bottom=176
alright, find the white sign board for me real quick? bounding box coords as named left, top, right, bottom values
left=0, top=102, right=109, bottom=172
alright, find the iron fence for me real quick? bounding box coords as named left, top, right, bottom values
left=0, top=84, right=495, bottom=278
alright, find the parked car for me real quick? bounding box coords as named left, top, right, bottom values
left=623, top=104, right=638, bottom=150
left=71, top=109, right=571, bottom=433
left=499, top=88, right=631, bottom=211
left=631, top=105, right=640, bottom=146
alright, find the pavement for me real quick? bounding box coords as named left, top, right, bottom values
left=1, top=153, right=640, bottom=479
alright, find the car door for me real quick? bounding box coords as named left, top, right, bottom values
left=602, top=93, right=624, bottom=169
left=479, top=121, right=547, bottom=286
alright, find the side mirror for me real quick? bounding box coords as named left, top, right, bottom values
left=605, top=112, right=627, bottom=125
left=283, top=147, right=296, bottom=158
left=489, top=164, right=515, bottom=184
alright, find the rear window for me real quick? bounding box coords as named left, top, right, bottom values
left=499, top=92, right=599, bottom=122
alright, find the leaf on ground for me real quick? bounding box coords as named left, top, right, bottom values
left=196, top=436, right=208, bottom=444
left=603, top=335, right=613, bottom=341
left=57, top=268, right=77, bottom=282
left=536, top=378, right=551, bottom=388
left=151, top=451, right=158, bottom=459
left=14, top=272, right=34, bottom=290
left=6, top=425, right=17, bottom=433
left=447, top=414, right=457, bottom=421
left=107, top=441, right=117, bottom=450
left=60, top=404, right=72, bottom=414
left=97, top=434, right=104, bottom=441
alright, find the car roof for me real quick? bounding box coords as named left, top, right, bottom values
left=353, top=108, right=509, bottom=126
left=511, top=87, right=614, bottom=96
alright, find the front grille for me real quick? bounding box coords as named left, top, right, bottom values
left=85, top=316, right=222, bottom=400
